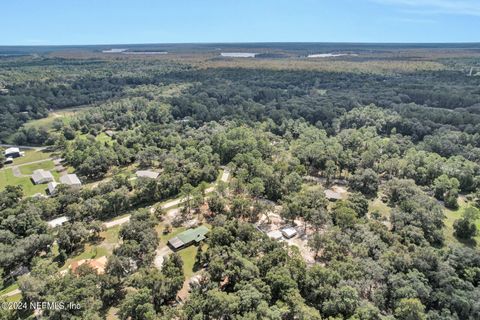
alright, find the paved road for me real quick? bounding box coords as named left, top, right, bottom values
left=1, top=158, right=54, bottom=173
left=0, top=144, right=47, bottom=151
left=103, top=168, right=230, bottom=229
left=5, top=168, right=231, bottom=298
left=103, top=215, right=131, bottom=229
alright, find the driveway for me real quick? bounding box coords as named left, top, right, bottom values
left=154, top=246, right=172, bottom=269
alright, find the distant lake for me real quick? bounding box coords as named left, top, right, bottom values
left=308, top=53, right=358, bottom=58
left=102, top=49, right=167, bottom=55
left=102, top=49, right=128, bottom=53
left=122, top=51, right=168, bottom=55
left=221, top=52, right=257, bottom=58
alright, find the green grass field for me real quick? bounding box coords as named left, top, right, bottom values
left=0, top=283, right=18, bottom=296
left=157, top=224, right=211, bottom=277
left=59, top=226, right=121, bottom=271
left=95, top=132, right=114, bottom=146
left=443, top=198, right=480, bottom=245
left=0, top=168, right=53, bottom=196
left=23, top=106, right=92, bottom=131
left=10, top=150, right=52, bottom=165
left=19, top=160, right=55, bottom=174
left=369, top=197, right=391, bottom=219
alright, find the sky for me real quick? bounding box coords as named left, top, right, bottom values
left=0, top=0, right=479, bottom=45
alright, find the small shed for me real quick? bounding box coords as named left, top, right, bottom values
left=281, top=227, right=297, bottom=239
left=4, top=147, right=20, bottom=158
left=324, top=189, right=342, bottom=201
left=136, top=170, right=160, bottom=179
left=267, top=230, right=283, bottom=241
left=31, top=169, right=54, bottom=184
left=60, top=174, right=82, bottom=188
left=168, top=225, right=209, bottom=251
left=47, top=216, right=69, bottom=228
left=47, top=181, right=59, bottom=195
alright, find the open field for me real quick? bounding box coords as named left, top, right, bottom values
left=9, top=150, right=52, bottom=165
left=443, top=198, right=480, bottom=245
left=59, top=225, right=121, bottom=271
left=0, top=168, right=57, bottom=196
left=369, top=196, right=391, bottom=219
left=95, top=132, right=114, bottom=145
left=0, top=283, right=18, bottom=296
left=23, top=106, right=93, bottom=131
left=19, top=160, right=55, bottom=174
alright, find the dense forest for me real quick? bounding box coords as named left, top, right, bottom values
left=0, top=49, right=480, bottom=319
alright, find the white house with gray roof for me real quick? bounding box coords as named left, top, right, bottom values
left=31, top=169, right=54, bottom=185
left=59, top=174, right=82, bottom=188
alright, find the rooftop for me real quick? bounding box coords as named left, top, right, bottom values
left=31, top=169, right=54, bottom=184
left=136, top=170, right=160, bottom=179
left=267, top=230, right=283, bottom=240
left=60, top=174, right=81, bottom=186
left=47, top=215, right=69, bottom=228
left=281, top=227, right=297, bottom=238
left=168, top=225, right=209, bottom=249
left=47, top=181, right=58, bottom=194
left=4, top=147, right=20, bottom=155
left=324, top=189, right=342, bottom=200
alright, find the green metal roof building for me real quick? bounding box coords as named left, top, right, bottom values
left=168, top=225, right=209, bottom=250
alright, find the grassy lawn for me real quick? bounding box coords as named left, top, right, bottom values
left=0, top=283, right=18, bottom=296
left=22, top=106, right=92, bottom=131
left=369, top=197, right=391, bottom=219
left=11, top=150, right=52, bottom=165
left=19, top=160, right=55, bottom=174
left=157, top=223, right=210, bottom=278
left=0, top=284, right=21, bottom=303
left=23, top=115, right=61, bottom=131
left=96, top=132, right=114, bottom=146
left=4, top=293, right=21, bottom=302
left=0, top=168, right=52, bottom=196
left=59, top=226, right=121, bottom=271
left=443, top=197, right=480, bottom=245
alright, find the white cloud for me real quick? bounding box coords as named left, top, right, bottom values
left=372, top=0, right=480, bottom=16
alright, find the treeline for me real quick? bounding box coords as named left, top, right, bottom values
left=3, top=56, right=480, bottom=145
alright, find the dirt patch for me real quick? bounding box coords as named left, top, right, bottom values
left=256, top=212, right=317, bottom=265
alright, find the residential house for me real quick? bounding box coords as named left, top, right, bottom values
left=168, top=225, right=209, bottom=251
left=31, top=169, right=54, bottom=184
left=59, top=174, right=82, bottom=188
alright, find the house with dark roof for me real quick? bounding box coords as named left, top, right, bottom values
left=168, top=226, right=209, bottom=251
